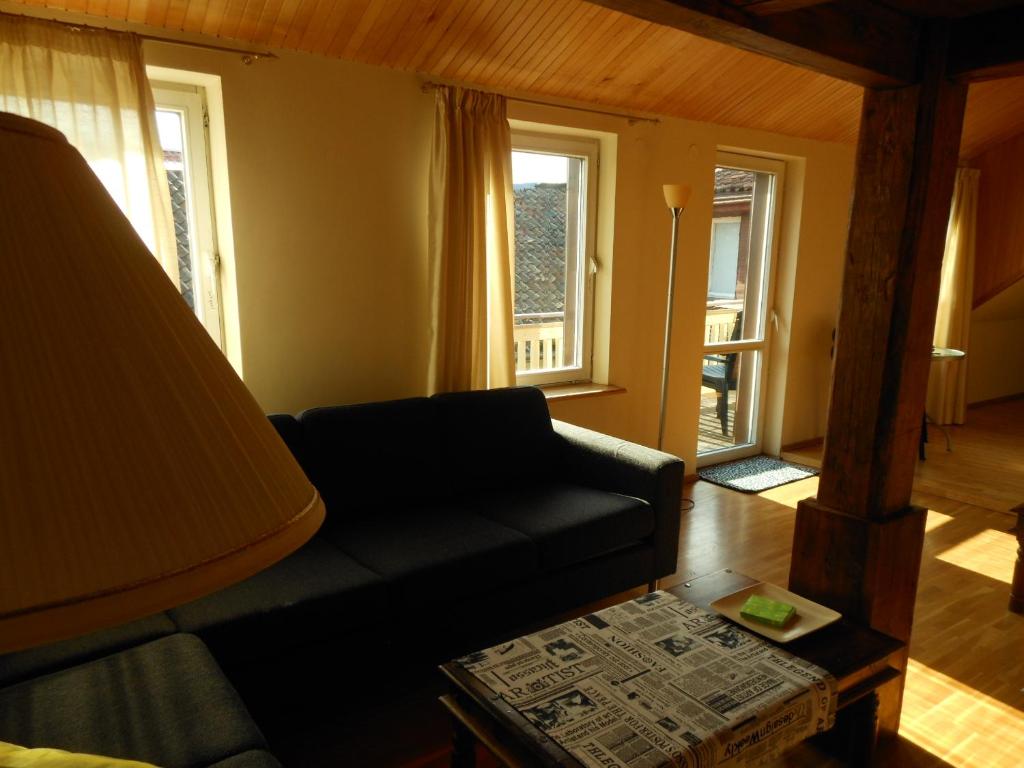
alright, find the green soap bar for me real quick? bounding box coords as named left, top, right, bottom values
left=740, top=594, right=796, bottom=628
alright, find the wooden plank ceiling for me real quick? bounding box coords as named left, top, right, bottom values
left=4, top=0, right=1022, bottom=156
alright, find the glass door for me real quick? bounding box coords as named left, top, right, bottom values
left=697, top=153, right=784, bottom=465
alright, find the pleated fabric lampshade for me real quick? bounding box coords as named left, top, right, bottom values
left=0, top=112, right=325, bottom=653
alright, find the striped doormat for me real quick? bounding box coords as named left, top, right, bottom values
left=698, top=455, right=819, bottom=493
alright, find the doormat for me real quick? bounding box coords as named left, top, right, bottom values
left=698, top=455, right=819, bottom=493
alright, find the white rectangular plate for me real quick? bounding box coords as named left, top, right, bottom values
left=709, top=582, right=841, bottom=643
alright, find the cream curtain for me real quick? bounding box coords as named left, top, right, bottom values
left=427, top=86, right=516, bottom=393
left=0, top=14, right=178, bottom=285
left=927, top=167, right=980, bottom=425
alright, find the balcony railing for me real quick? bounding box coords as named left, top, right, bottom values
left=705, top=306, right=741, bottom=344
left=513, top=310, right=739, bottom=374
left=514, top=312, right=564, bottom=372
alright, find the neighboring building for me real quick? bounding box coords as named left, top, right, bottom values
left=709, top=167, right=754, bottom=308
left=513, top=181, right=568, bottom=323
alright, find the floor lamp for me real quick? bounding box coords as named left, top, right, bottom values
left=657, top=184, right=692, bottom=452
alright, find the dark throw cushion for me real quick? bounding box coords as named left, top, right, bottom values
left=471, top=483, right=655, bottom=570
left=299, top=397, right=440, bottom=511
left=432, top=386, right=559, bottom=491
left=0, top=634, right=267, bottom=768
left=0, top=613, right=177, bottom=688
left=169, top=537, right=388, bottom=662
left=325, top=507, right=539, bottom=606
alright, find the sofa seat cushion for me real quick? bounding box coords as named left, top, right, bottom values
left=326, top=508, right=539, bottom=606
left=0, top=614, right=177, bottom=688
left=169, top=538, right=388, bottom=662
left=472, top=483, right=654, bottom=570
left=0, top=635, right=267, bottom=768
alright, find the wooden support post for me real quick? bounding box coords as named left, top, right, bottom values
left=1010, top=504, right=1024, bottom=614
left=789, top=23, right=967, bottom=736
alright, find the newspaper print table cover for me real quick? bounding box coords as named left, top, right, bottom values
left=455, top=591, right=837, bottom=768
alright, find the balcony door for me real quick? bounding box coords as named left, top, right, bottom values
left=697, top=153, right=785, bottom=466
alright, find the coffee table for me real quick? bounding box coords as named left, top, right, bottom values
left=440, top=569, right=904, bottom=767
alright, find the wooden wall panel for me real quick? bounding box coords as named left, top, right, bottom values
left=961, top=75, right=1024, bottom=159
left=974, top=131, right=1024, bottom=306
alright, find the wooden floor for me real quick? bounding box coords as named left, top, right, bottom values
left=782, top=398, right=1024, bottom=515
left=268, top=400, right=1023, bottom=767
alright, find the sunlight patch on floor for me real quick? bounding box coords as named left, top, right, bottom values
left=756, top=477, right=819, bottom=509
left=924, top=509, right=954, bottom=532
left=935, top=528, right=1017, bottom=584
left=901, top=658, right=1024, bottom=767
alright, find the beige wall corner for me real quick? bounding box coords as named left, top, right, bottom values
left=967, top=280, right=1024, bottom=404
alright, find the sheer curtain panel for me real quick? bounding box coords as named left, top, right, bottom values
left=927, top=167, right=980, bottom=425
left=0, top=13, right=178, bottom=285
left=427, top=86, right=516, bottom=393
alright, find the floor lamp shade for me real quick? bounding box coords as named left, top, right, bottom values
left=663, top=184, right=692, bottom=210
left=0, top=113, right=324, bottom=653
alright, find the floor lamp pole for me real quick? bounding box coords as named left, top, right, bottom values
left=657, top=206, right=683, bottom=452
left=656, top=183, right=691, bottom=453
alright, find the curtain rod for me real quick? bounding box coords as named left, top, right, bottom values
left=2, top=11, right=277, bottom=64
left=421, top=81, right=659, bottom=125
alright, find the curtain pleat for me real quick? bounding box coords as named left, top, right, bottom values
left=427, top=86, right=515, bottom=393
left=927, top=167, right=980, bottom=425
left=0, top=14, right=178, bottom=286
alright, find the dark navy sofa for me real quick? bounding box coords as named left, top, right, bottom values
left=0, top=386, right=684, bottom=766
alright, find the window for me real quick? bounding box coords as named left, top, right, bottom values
left=153, top=84, right=223, bottom=348
left=511, top=133, right=598, bottom=385
left=708, top=217, right=742, bottom=300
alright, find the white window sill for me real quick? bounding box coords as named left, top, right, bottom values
left=540, top=383, right=626, bottom=402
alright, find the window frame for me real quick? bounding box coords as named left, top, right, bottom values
left=510, top=130, right=600, bottom=386
left=696, top=150, right=787, bottom=467
left=152, top=83, right=224, bottom=349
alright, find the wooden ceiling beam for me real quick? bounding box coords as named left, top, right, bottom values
left=585, top=0, right=920, bottom=86
left=947, top=5, right=1024, bottom=82
left=733, top=0, right=832, bottom=15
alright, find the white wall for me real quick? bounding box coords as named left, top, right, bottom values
left=141, top=41, right=857, bottom=473
left=144, top=42, right=435, bottom=415
left=967, top=279, right=1024, bottom=404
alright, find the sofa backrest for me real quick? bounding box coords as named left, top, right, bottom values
left=297, top=397, right=441, bottom=513
left=267, top=414, right=308, bottom=471
left=269, top=387, right=558, bottom=518
left=431, top=386, right=558, bottom=492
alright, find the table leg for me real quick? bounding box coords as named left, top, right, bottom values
left=450, top=713, right=477, bottom=768
left=815, top=692, right=879, bottom=767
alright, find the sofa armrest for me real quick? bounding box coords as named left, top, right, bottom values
left=552, top=420, right=684, bottom=578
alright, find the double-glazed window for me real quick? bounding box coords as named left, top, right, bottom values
left=153, top=84, right=223, bottom=348
left=511, top=133, right=598, bottom=385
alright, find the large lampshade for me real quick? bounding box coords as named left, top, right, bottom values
left=0, top=113, right=324, bottom=653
